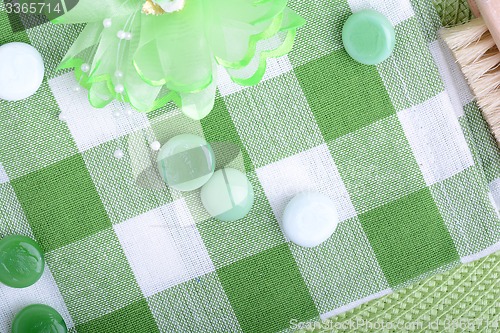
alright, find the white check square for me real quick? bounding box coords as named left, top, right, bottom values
left=114, top=200, right=215, bottom=297
left=256, top=144, right=357, bottom=226
left=49, top=72, right=149, bottom=152
left=398, top=92, right=474, bottom=186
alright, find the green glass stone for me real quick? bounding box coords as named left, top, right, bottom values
left=200, top=168, right=254, bottom=222
left=342, top=9, right=396, bottom=65
left=157, top=134, right=215, bottom=192
left=12, top=304, right=67, bottom=333
left=0, top=235, right=44, bottom=288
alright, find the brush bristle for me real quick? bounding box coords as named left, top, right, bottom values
left=461, top=52, right=500, bottom=81
left=454, top=34, right=496, bottom=65
left=439, top=18, right=489, bottom=50
left=441, top=18, right=500, bottom=145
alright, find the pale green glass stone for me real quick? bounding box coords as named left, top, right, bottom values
left=157, top=134, right=215, bottom=192
left=200, top=168, right=254, bottom=222
left=342, top=9, right=396, bottom=65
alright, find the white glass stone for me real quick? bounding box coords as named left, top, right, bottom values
left=282, top=192, right=339, bottom=248
left=0, top=43, right=44, bottom=102
left=114, top=70, right=124, bottom=78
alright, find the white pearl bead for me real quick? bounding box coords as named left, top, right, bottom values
left=58, top=113, right=67, bottom=121
left=73, top=86, right=81, bottom=92
left=103, top=18, right=112, bottom=28
left=80, top=63, right=90, bottom=73
left=117, top=30, right=126, bottom=39
left=114, top=149, right=124, bottom=159
left=125, top=33, right=132, bottom=40
left=114, top=70, right=124, bottom=78
left=113, top=111, right=121, bottom=118
left=125, top=109, right=133, bottom=116
left=114, top=84, right=124, bottom=94
left=150, top=141, right=161, bottom=151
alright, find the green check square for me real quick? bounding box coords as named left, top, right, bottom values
left=411, top=0, right=441, bottom=42
left=295, top=49, right=395, bottom=141
left=329, top=115, right=426, bottom=213
left=197, top=172, right=286, bottom=269
left=0, top=80, right=78, bottom=180
left=27, top=22, right=85, bottom=79
left=147, top=272, right=241, bottom=332
left=0, top=9, right=29, bottom=44
left=461, top=102, right=500, bottom=183
left=217, top=244, right=318, bottom=333
left=11, top=154, right=111, bottom=252
left=222, top=72, right=325, bottom=168
left=76, top=300, right=159, bottom=333
left=46, top=229, right=142, bottom=324
left=359, top=188, right=460, bottom=287
left=287, top=0, right=350, bottom=67
left=201, top=97, right=254, bottom=172
left=377, top=17, right=444, bottom=111
left=430, top=167, right=500, bottom=258
left=290, top=217, right=389, bottom=313
left=83, top=136, right=172, bottom=224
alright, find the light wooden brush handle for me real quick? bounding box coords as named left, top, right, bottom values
left=468, top=0, right=481, bottom=17
left=474, top=0, right=500, bottom=49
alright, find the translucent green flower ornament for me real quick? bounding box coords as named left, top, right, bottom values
left=51, top=0, right=305, bottom=119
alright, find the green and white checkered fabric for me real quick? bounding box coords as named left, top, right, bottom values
left=1, top=0, right=500, bottom=332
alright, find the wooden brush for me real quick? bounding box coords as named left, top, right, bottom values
left=440, top=0, right=500, bottom=145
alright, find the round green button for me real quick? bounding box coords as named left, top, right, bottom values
left=157, top=134, right=215, bottom=192
left=0, top=235, right=44, bottom=288
left=201, top=168, right=254, bottom=222
left=12, top=304, right=67, bottom=333
left=342, top=9, right=395, bottom=65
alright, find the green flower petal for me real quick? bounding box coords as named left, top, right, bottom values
left=58, top=22, right=102, bottom=71
left=227, top=8, right=305, bottom=86
left=207, top=0, right=289, bottom=69
left=53, top=0, right=305, bottom=117
left=212, top=0, right=287, bottom=25
left=179, top=79, right=217, bottom=120
left=52, top=0, right=141, bottom=24
left=133, top=0, right=213, bottom=92
left=88, top=81, right=113, bottom=108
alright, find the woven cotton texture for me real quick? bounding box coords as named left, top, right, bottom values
left=1, top=0, right=500, bottom=332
